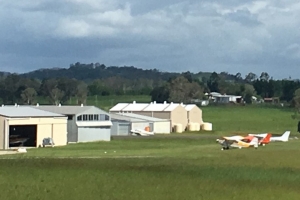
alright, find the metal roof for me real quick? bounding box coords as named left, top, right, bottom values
left=109, top=103, right=130, bottom=112
left=164, top=103, right=183, bottom=111
left=142, top=103, right=170, bottom=111
left=110, top=102, right=201, bottom=112
left=0, top=106, right=65, bottom=118
left=110, top=113, right=146, bottom=122
left=117, top=112, right=170, bottom=122
left=32, top=105, right=108, bottom=115
left=184, top=104, right=196, bottom=111
left=121, top=103, right=149, bottom=111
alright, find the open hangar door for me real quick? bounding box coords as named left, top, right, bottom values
left=9, top=125, right=37, bottom=147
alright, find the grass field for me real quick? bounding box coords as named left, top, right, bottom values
left=35, top=94, right=151, bottom=111
left=1, top=97, right=300, bottom=200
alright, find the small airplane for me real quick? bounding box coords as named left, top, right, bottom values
left=216, top=136, right=259, bottom=150
left=131, top=128, right=154, bottom=136
left=270, top=131, right=290, bottom=142
left=9, top=135, right=29, bottom=147
left=245, top=133, right=272, bottom=146
left=249, top=131, right=290, bottom=142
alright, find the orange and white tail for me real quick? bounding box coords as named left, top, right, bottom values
left=261, top=133, right=272, bottom=144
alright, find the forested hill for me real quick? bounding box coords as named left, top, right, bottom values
left=20, top=62, right=180, bottom=82
left=1, top=62, right=240, bottom=83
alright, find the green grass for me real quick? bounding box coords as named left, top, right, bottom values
left=1, top=98, right=300, bottom=200
left=35, top=95, right=151, bottom=111
left=201, top=105, right=297, bottom=135
left=1, top=137, right=300, bottom=200
left=85, top=95, right=151, bottom=111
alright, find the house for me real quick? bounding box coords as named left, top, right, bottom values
left=206, top=92, right=242, bottom=103
left=34, top=104, right=112, bottom=142
left=0, top=105, right=68, bottom=150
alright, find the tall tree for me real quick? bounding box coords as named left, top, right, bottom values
left=207, top=72, right=220, bottom=92
left=50, top=88, right=65, bottom=105
left=245, top=72, right=257, bottom=83
left=76, top=81, right=88, bottom=105
left=21, top=87, right=37, bottom=105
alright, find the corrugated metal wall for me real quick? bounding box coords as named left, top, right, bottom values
left=67, top=117, right=78, bottom=143
left=0, top=116, right=4, bottom=149
left=111, top=121, right=131, bottom=136
left=77, top=127, right=111, bottom=142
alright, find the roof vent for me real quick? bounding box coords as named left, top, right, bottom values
left=171, top=102, right=173, bottom=104
left=1, top=104, right=4, bottom=107
left=36, top=103, right=39, bottom=107
left=181, top=102, right=183, bottom=105
left=154, top=101, right=156, bottom=104
left=164, top=101, right=167, bottom=104
left=58, top=103, right=61, bottom=107
left=133, top=101, right=136, bottom=104
left=14, top=103, right=17, bottom=107
left=81, top=104, right=83, bottom=107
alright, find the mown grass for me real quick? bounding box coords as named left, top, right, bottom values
left=201, top=105, right=297, bottom=135
left=1, top=138, right=300, bottom=200
left=1, top=98, right=300, bottom=200
left=35, top=94, right=151, bottom=111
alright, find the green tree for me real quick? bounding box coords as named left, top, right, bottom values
left=21, top=87, right=37, bottom=105
left=76, top=81, right=88, bottom=105
left=50, top=88, right=65, bottom=106
left=167, top=76, right=204, bottom=103
left=207, top=72, right=220, bottom=92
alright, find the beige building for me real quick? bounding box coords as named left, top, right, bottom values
left=185, top=104, right=203, bottom=125
left=0, top=106, right=68, bottom=149
left=109, top=101, right=189, bottom=131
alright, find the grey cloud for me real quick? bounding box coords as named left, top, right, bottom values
left=224, top=9, right=262, bottom=26
left=0, top=0, right=300, bottom=79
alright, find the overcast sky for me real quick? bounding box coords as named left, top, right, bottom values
left=1, top=0, right=299, bottom=79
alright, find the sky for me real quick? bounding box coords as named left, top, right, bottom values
left=0, top=0, right=300, bottom=79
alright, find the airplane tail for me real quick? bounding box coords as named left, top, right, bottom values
left=261, top=133, right=272, bottom=144
left=249, top=137, right=258, bottom=148
left=280, top=131, right=290, bottom=142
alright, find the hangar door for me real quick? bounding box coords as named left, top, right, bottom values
left=117, top=123, right=130, bottom=136
left=9, top=125, right=37, bottom=147
left=78, top=127, right=111, bottom=142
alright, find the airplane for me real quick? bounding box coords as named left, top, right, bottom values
left=9, top=135, right=29, bottom=147
left=270, top=131, right=290, bottom=142
left=131, top=128, right=154, bottom=136
left=244, top=133, right=272, bottom=146
left=249, top=131, right=290, bottom=142
left=216, top=136, right=259, bottom=150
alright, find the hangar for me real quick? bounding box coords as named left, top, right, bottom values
left=110, top=112, right=171, bottom=136
left=34, top=105, right=112, bottom=143
left=0, top=106, right=67, bottom=150
left=185, top=104, right=203, bottom=130
left=109, top=101, right=188, bottom=131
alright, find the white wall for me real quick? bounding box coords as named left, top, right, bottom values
left=153, top=121, right=171, bottom=134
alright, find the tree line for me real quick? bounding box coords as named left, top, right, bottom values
left=0, top=63, right=300, bottom=108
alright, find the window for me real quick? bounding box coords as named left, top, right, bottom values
left=100, top=114, right=105, bottom=121
left=100, top=114, right=109, bottom=121
left=94, top=114, right=99, bottom=121
left=67, top=115, right=73, bottom=120
left=83, top=115, right=88, bottom=121
left=77, top=115, right=82, bottom=121
left=89, top=114, right=94, bottom=121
